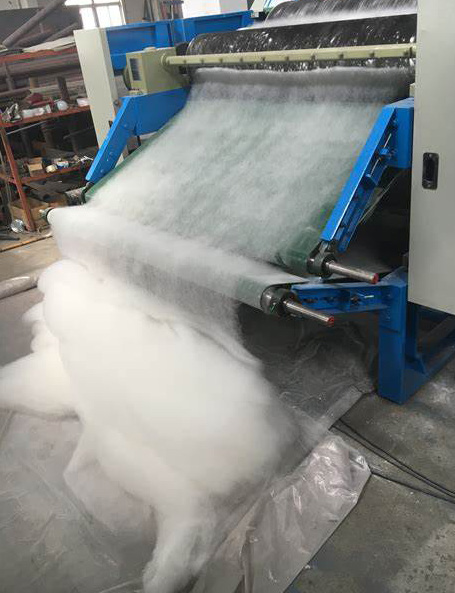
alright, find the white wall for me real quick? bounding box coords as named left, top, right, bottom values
left=0, top=0, right=143, bottom=25
left=182, top=0, right=248, bottom=18
left=0, top=0, right=71, bottom=10
left=0, top=0, right=38, bottom=9
left=220, top=0, right=248, bottom=12
left=122, top=0, right=145, bottom=23
left=0, top=0, right=247, bottom=23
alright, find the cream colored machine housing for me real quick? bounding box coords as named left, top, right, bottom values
left=125, top=44, right=415, bottom=93
left=126, top=47, right=188, bottom=94
left=409, top=0, right=455, bottom=315
left=74, top=28, right=119, bottom=147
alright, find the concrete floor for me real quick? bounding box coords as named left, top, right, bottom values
left=1, top=239, right=455, bottom=593
left=0, top=236, right=59, bottom=282
left=291, top=359, right=455, bottom=590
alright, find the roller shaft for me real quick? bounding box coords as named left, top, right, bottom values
left=324, top=261, right=379, bottom=284
left=260, top=287, right=335, bottom=326
left=164, top=43, right=416, bottom=68
left=283, top=298, right=335, bottom=326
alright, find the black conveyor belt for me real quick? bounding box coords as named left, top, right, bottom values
left=187, top=14, right=417, bottom=58
left=267, top=0, right=417, bottom=21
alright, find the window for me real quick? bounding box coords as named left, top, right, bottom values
left=65, top=0, right=125, bottom=29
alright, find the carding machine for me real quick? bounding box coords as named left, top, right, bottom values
left=79, top=0, right=455, bottom=404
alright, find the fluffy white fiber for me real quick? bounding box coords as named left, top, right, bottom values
left=0, top=260, right=299, bottom=592
left=92, top=68, right=411, bottom=273
left=0, top=67, right=406, bottom=591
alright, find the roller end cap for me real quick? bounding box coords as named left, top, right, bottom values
left=327, top=315, right=336, bottom=328
left=40, top=207, right=55, bottom=224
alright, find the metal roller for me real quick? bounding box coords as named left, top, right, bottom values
left=187, top=14, right=417, bottom=62
left=260, top=287, right=335, bottom=326
left=267, top=0, right=417, bottom=21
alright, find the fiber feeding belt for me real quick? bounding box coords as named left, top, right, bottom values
left=68, top=67, right=412, bottom=315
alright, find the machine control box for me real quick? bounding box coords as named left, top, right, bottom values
left=126, top=47, right=188, bottom=94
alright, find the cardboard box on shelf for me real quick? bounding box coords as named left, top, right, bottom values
left=26, top=157, right=44, bottom=177
left=9, top=197, right=48, bottom=229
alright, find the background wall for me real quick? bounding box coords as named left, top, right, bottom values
left=0, top=0, right=38, bottom=9
left=122, top=0, right=145, bottom=23
left=182, top=0, right=248, bottom=17
left=0, top=0, right=254, bottom=26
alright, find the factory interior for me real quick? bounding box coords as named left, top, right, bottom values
left=1, top=0, right=455, bottom=592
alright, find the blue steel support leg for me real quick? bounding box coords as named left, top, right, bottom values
left=378, top=272, right=409, bottom=404
left=86, top=97, right=138, bottom=185
left=379, top=273, right=455, bottom=403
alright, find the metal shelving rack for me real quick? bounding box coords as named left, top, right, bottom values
left=0, top=105, right=91, bottom=231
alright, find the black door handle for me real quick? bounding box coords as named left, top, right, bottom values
left=422, top=152, right=439, bottom=190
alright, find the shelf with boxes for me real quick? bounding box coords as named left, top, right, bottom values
left=0, top=105, right=93, bottom=231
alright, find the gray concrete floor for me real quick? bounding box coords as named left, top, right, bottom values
left=1, top=239, right=455, bottom=593
left=291, top=362, right=455, bottom=592
left=0, top=236, right=59, bottom=282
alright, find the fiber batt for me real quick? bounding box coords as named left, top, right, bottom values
left=89, top=68, right=412, bottom=276
left=0, top=257, right=307, bottom=593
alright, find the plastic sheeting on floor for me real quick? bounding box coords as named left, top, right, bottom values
left=0, top=289, right=371, bottom=593
left=0, top=411, right=369, bottom=593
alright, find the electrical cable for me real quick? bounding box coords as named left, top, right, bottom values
left=333, top=420, right=455, bottom=501
left=333, top=420, right=455, bottom=506
left=337, top=418, right=455, bottom=497
left=370, top=468, right=455, bottom=506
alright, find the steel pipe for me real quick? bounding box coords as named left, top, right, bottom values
left=15, top=28, right=54, bottom=48
left=47, top=21, right=80, bottom=42
left=0, top=87, right=29, bottom=100
left=3, top=0, right=68, bottom=48
left=0, top=55, right=81, bottom=80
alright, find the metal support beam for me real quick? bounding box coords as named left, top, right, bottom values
left=291, top=268, right=455, bottom=404
left=0, top=127, right=35, bottom=231
left=164, top=43, right=416, bottom=68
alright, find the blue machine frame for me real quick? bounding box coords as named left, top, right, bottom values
left=85, top=92, right=455, bottom=404
left=320, top=98, right=414, bottom=252
left=87, top=89, right=189, bottom=184
left=106, top=11, right=254, bottom=71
